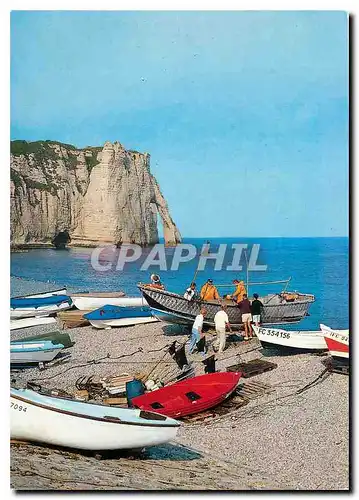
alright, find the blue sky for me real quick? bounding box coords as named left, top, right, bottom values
left=11, top=11, right=348, bottom=237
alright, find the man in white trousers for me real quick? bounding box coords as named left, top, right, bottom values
left=213, top=304, right=232, bottom=353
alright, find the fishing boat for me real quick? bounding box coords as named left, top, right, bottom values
left=253, top=325, right=327, bottom=352
left=13, top=331, right=74, bottom=349
left=10, top=387, right=180, bottom=450
left=138, top=283, right=315, bottom=328
left=10, top=317, right=57, bottom=331
left=70, top=292, right=147, bottom=310
left=131, top=372, right=242, bottom=419
left=10, top=295, right=73, bottom=319
left=10, top=340, right=65, bottom=365
left=84, top=305, right=159, bottom=329
left=320, top=324, right=349, bottom=362
left=12, top=287, right=67, bottom=299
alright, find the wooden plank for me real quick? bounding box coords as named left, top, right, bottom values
left=103, top=397, right=128, bottom=405
left=226, top=359, right=277, bottom=378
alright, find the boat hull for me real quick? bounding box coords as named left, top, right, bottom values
left=132, top=372, right=241, bottom=418
left=10, top=389, right=180, bottom=450
left=71, top=297, right=147, bottom=310
left=10, top=301, right=72, bottom=319
left=89, top=316, right=159, bottom=329
left=139, top=285, right=315, bottom=328
left=320, top=324, right=349, bottom=362
left=10, top=317, right=57, bottom=331
left=253, top=326, right=327, bottom=351
left=10, top=342, right=64, bottom=364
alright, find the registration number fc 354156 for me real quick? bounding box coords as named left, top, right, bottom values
left=259, top=328, right=291, bottom=339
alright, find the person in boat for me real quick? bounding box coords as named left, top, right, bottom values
left=149, top=274, right=165, bottom=290
left=251, top=293, right=264, bottom=327
left=184, top=282, right=197, bottom=301
left=189, top=307, right=207, bottom=354
left=231, top=279, right=247, bottom=304
left=238, top=294, right=253, bottom=340
left=200, top=279, right=220, bottom=302
left=213, top=304, right=232, bottom=353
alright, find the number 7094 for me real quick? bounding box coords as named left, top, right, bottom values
left=10, top=402, right=27, bottom=412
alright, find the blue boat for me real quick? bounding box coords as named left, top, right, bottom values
left=10, top=339, right=65, bottom=364
left=11, top=294, right=71, bottom=309
left=84, top=305, right=158, bottom=329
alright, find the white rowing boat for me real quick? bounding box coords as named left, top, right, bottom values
left=71, top=295, right=147, bottom=310
left=10, top=317, right=57, bottom=331
left=10, top=301, right=72, bottom=319
left=10, top=340, right=64, bottom=364
left=252, top=325, right=327, bottom=351
left=10, top=388, right=180, bottom=450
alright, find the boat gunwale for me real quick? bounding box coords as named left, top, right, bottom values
left=11, top=393, right=181, bottom=428
left=138, top=284, right=315, bottom=307
left=11, top=287, right=67, bottom=299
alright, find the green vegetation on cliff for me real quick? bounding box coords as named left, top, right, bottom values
left=11, top=140, right=100, bottom=174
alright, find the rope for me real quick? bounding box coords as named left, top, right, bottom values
left=187, top=366, right=331, bottom=427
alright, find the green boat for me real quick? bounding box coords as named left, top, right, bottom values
left=12, top=330, right=74, bottom=349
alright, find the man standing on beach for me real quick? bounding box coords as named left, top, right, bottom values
left=251, top=293, right=264, bottom=327
left=213, top=304, right=232, bottom=353
left=238, top=294, right=253, bottom=340
left=189, top=307, right=206, bottom=354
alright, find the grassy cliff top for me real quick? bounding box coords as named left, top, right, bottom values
left=11, top=140, right=102, bottom=157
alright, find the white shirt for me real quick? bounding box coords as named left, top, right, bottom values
left=214, top=310, right=229, bottom=329
left=192, top=314, right=204, bottom=331
left=184, top=288, right=195, bottom=301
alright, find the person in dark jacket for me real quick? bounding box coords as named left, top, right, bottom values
left=251, top=293, right=264, bottom=327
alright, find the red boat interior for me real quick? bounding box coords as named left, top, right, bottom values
left=132, top=372, right=242, bottom=418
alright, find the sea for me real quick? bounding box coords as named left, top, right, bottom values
left=10, top=237, right=349, bottom=330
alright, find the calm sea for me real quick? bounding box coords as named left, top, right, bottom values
left=10, top=237, right=349, bottom=330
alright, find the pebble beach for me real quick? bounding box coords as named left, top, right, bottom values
left=10, top=277, right=349, bottom=491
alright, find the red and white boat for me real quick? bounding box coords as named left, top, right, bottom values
left=320, top=324, right=349, bottom=362
left=131, top=372, right=242, bottom=419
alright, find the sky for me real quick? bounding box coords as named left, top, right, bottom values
left=10, top=11, right=349, bottom=237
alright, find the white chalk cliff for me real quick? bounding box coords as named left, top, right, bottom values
left=10, top=140, right=181, bottom=247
